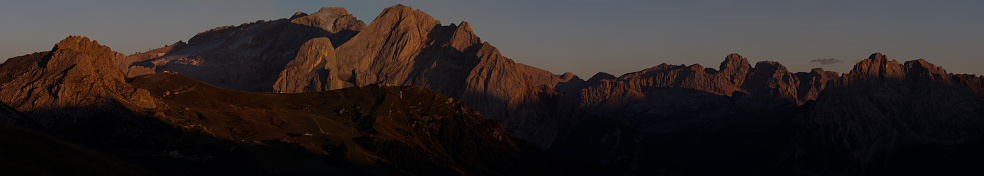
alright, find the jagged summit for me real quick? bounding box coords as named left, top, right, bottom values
left=844, top=52, right=960, bottom=84
left=27, top=35, right=124, bottom=82
left=848, top=52, right=904, bottom=80
left=719, top=53, right=752, bottom=85
left=904, top=59, right=948, bottom=76
left=306, top=7, right=360, bottom=31
left=50, top=36, right=118, bottom=69
left=314, top=7, right=352, bottom=16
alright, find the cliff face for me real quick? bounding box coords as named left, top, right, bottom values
left=121, top=7, right=366, bottom=92
left=272, top=37, right=341, bottom=92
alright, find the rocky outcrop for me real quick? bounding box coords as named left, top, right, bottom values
left=740, top=61, right=801, bottom=106
left=719, top=53, right=753, bottom=86
left=272, top=37, right=344, bottom=92
left=0, top=36, right=157, bottom=128
left=794, top=68, right=839, bottom=103
left=842, top=53, right=906, bottom=83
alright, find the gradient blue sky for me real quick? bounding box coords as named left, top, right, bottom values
left=2, top=0, right=981, bottom=77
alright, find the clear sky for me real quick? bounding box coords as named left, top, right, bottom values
left=2, top=0, right=982, bottom=77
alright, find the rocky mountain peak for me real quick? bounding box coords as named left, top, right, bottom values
left=904, top=59, right=947, bottom=75
left=371, top=4, right=440, bottom=31
left=314, top=7, right=352, bottom=16
left=0, top=36, right=156, bottom=127
left=846, top=53, right=905, bottom=82
left=752, top=61, right=785, bottom=74
left=449, top=21, right=481, bottom=50
left=868, top=52, right=887, bottom=60
left=47, top=36, right=123, bottom=81
left=561, top=72, right=577, bottom=80
left=721, top=53, right=749, bottom=68
left=289, top=6, right=365, bottom=35
left=587, top=72, right=617, bottom=83
left=52, top=36, right=114, bottom=63
left=719, top=53, right=752, bottom=85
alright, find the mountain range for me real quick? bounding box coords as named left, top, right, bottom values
left=2, top=4, right=984, bottom=176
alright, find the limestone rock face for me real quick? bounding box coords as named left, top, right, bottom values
left=843, top=53, right=906, bottom=83
left=284, top=7, right=365, bottom=47
left=321, top=5, right=584, bottom=147
left=0, top=36, right=157, bottom=128
left=116, top=41, right=186, bottom=76
left=794, top=68, right=839, bottom=103
left=121, top=7, right=366, bottom=92
left=741, top=61, right=801, bottom=105
left=719, top=53, right=753, bottom=86
left=273, top=37, right=342, bottom=92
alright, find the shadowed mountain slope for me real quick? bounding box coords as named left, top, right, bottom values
left=0, top=101, right=149, bottom=176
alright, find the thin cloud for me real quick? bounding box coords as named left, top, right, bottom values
left=810, top=58, right=843, bottom=65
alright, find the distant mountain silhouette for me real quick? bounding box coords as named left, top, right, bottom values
left=554, top=53, right=984, bottom=175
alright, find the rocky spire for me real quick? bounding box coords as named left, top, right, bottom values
left=718, top=53, right=753, bottom=85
